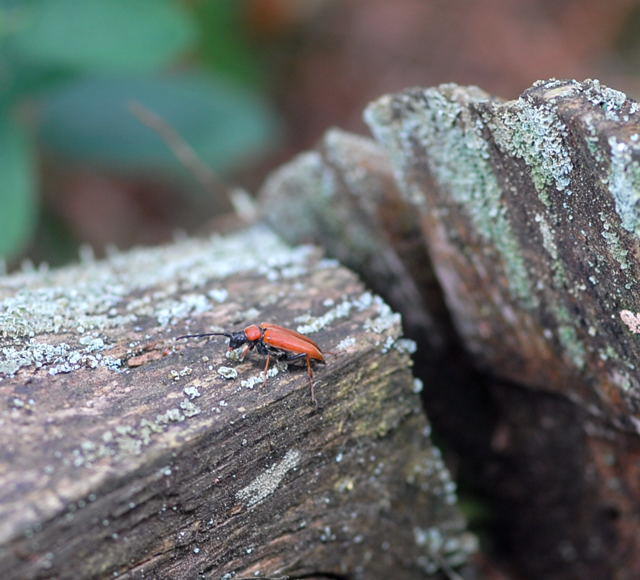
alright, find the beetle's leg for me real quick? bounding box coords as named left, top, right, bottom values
left=262, top=353, right=271, bottom=382
left=305, top=356, right=315, bottom=379
left=305, top=355, right=317, bottom=406
left=282, top=352, right=317, bottom=405
left=239, top=344, right=252, bottom=360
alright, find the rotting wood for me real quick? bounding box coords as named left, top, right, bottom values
left=366, top=79, right=640, bottom=423
left=363, top=79, right=640, bottom=579
left=0, top=226, right=475, bottom=579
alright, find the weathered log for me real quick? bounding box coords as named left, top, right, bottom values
left=0, top=226, right=475, bottom=578
left=364, top=80, right=640, bottom=578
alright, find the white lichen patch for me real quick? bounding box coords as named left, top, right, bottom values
left=179, top=398, right=201, bottom=417
left=534, top=213, right=558, bottom=260
left=409, top=443, right=478, bottom=574
left=609, top=368, right=636, bottom=393
left=217, top=366, right=238, bottom=379
left=336, top=336, right=356, bottom=351
left=0, top=341, right=70, bottom=376
left=489, top=93, right=574, bottom=197
left=533, top=213, right=569, bottom=289
left=599, top=214, right=631, bottom=272
left=207, top=288, right=229, bottom=303
left=0, top=340, right=119, bottom=377
left=393, top=338, right=417, bottom=354
left=620, top=310, right=640, bottom=334
left=380, top=335, right=395, bottom=353
left=236, top=449, right=301, bottom=507
left=155, top=294, right=211, bottom=327
left=295, top=299, right=354, bottom=334
left=238, top=364, right=280, bottom=389
left=69, top=397, right=203, bottom=466
left=183, top=385, right=201, bottom=399
left=414, top=525, right=478, bottom=576
left=240, top=374, right=264, bottom=389
left=364, top=297, right=402, bottom=334
left=0, top=226, right=313, bottom=378
left=296, top=291, right=400, bottom=349
left=225, top=347, right=245, bottom=363
left=557, top=324, right=586, bottom=369
left=581, top=79, right=637, bottom=122
left=406, top=446, right=459, bottom=506
left=169, top=367, right=193, bottom=381
left=608, top=136, right=640, bottom=237
left=295, top=291, right=373, bottom=334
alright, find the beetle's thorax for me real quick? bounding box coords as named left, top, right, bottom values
left=243, top=324, right=263, bottom=342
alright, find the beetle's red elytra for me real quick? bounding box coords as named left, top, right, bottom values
left=177, top=322, right=325, bottom=404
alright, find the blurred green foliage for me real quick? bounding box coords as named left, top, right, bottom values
left=194, top=0, right=265, bottom=87
left=9, top=0, right=195, bottom=73
left=39, top=74, right=276, bottom=172
left=0, top=0, right=278, bottom=261
left=0, top=116, right=36, bottom=258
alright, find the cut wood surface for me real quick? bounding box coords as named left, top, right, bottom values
left=0, top=226, right=475, bottom=579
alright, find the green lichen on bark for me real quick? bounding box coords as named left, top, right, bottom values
left=365, top=78, right=640, bottom=416
left=608, top=136, right=640, bottom=237
left=486, top=90, right=573, bottom=202
left=365, top=86, right=536, bottom=308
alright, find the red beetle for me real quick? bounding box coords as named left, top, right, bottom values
left=177, top=322, right=325, bottom=404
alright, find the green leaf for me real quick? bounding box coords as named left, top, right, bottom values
left=193, top=0, right=264, bottom=88
left=9, top=0, right=195, bottom=72
left=0, top=3, right=78, bottom=107
left=39, top=74, right=278, bottom=174
left=0, top=116, right=36, bottom=258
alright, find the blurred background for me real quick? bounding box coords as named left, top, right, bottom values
left=1, top=0, right=639, bottom=270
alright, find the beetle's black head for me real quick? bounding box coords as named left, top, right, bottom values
left=228, top=330, right=249, bottom=350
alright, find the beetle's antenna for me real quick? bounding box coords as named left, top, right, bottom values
left=176, top=332, right=231, bottom=340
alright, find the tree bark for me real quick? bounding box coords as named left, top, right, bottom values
left=0, top=226, right=475, bottom=579
left=364, top=79, right=640, bottom=578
